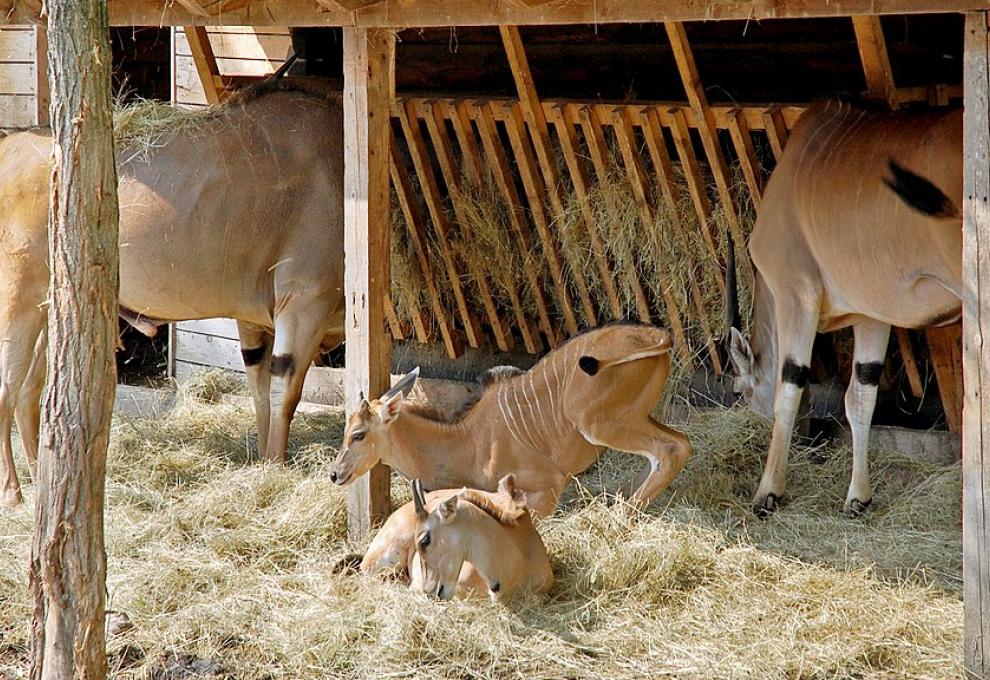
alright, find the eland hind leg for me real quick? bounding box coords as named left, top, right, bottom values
left=843, top=319, right=890, bottom=517
left=753, top=289, right=820, bottom=517
left=236, top=321, right=273, bottom=458
left=266, top=301, right=334, bottom=463
left=582, top=416, right=691, bottom=511
left=14, top=329, right=46, bottom=481
left=0, top=307, right=45, bottom=507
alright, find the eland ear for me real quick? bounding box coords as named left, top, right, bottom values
left=729, top=327, right=754, bottom=376
left=438, top=494, right=459, bottom=522
left=412, top=479, right=427, bottom=519
left=497, top=473, right=527, bottom=506
left=384, top=367, right=420, bottom=400
left=377, top=389, right=405, bottom=425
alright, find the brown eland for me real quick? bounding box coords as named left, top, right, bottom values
left=0, top=81, right=344, bottom=507
left=727, top=100, right=962, bottom=517
left=330, top=323, right=691, bottom=517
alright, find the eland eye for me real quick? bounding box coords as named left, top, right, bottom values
left=352, top=431, right=366, bottom=442
left=419, top=532, right=430, bottom=549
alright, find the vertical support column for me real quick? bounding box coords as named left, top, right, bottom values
left=963, top=12, right=990, bottom=679
left=343, top=27, right=395, bottom=541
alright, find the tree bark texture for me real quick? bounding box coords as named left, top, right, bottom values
left=28, top=1, right=119, bottom=679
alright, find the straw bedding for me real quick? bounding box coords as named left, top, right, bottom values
left=0, top=372, right=962, bottom=679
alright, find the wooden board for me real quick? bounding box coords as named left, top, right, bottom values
left=98, top=0, right=990, bottom=29
left=962, top=14, right=990, bottom=678
left=342, top=27, right=394, bottom=540
left=0, top=28, right=35, bottom=63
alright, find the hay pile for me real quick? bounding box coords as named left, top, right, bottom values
left=0, top=376, right=962, bottom=679
left=112, top=99, right=220, bottom=162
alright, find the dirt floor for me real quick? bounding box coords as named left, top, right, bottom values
left=0, top=373, right=963, bottom=679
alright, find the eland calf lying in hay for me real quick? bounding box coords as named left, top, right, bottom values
left=362, top=475, right=552, bottom=600
left=330, top=323, right=691, bottom=517
left=0, top=82, right=345, bottom=507
left=727, top=100, right=963, bottom=518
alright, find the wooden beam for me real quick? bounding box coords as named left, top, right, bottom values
left=926, top=324, right=964, bottom=435
left=610, top=106, right=693, bottom=365
left=96, top=1, right=990, bottom=29
left=962, top=13, right=990, bottom=678
left=639, top=106, right=722, bottom=370
left=342, top=26, right=393, bottom=541
left=463, top=102, right=542, bottom=353
left=394, top=96, right=809, bottom=136
left=665, top=21, right=744, bottom=248
left=763, top=107, right=790, bottom=161
left=726, top=107, right=763, bottom=209
left=577, top=103, right=652, bottom=324
left=396, top=101, right=487, bottom=350
left=389, top=142, right=463, bottom=359
left=499, top=25, right=595, bottom=332
left=498, top=101, right=578, bottom=340
left=33, top=26, right=48, bottom=126
left=667, top=107, right=723, bottom=276
left=415, top=100, right=521, bottom=353
left=852, top=15, right=899, bottom=109
left=183, top=26, right=221, bottom=104
left=547, top=103, right=619, bottom=321
left=893, top=327, right=924, bottom=400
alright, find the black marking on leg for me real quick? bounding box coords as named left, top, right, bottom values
left=578, top=356, right=600, bottom=376
left=490, top=581, right=500, bottom=594
left=270, top=354, right=296, bottom=377
left=753, top=493, right=780, bottom=519
left=781, top=359, right=810, bottom=388
left=854, top=361, right=884, bottom=386
left=331, top=553, right=364, bottom=575
left=846, top=498, right=872, bottom=518
left=241, top=345, right=267, bottom=367
left=883, top=159, right=959, bottom=219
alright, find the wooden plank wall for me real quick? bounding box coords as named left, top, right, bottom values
left=171, top=26, right=291, bottom=107
left=0, top=26, right=45, bottom=130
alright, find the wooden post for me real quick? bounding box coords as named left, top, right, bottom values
left=343, top=27, right=394, bottom=541
left=963, top=12, right=990, bottom=678
left=29, top=0, right=119, bottom=677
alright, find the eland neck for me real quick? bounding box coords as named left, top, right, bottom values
left=382, top=410, right=489, bottom=490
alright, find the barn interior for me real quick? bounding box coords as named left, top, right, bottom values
left=103, top=16, right=966, bottom=435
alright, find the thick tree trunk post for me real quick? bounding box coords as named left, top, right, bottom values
left=343, top=27, right=394, bottom=541
left=28, top=1, right=119, bottom=679
left=963, top=12, right=990, bottom=679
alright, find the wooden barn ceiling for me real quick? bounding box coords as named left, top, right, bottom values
left=1, top=0, right=989, bottom=27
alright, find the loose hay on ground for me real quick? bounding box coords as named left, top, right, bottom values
left=0, top=376, right=963, bottom=679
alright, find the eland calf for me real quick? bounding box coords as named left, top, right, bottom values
left=330, top=323, right=691, bottom=517
left=728, top=100, right=963, bottom=517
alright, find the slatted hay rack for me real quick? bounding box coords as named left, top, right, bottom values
left=2, top=4, right=988, bottom=675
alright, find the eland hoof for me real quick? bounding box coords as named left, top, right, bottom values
left=753, top=493, right=780, bottom=519
left=844, top=497, right=872, bottom=518
left=0, top=487, right=23, bottom=509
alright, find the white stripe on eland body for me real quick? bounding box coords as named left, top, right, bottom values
left=512, top=385, right=541, bottom=450
left=498, top=389, right=527, bottom=448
